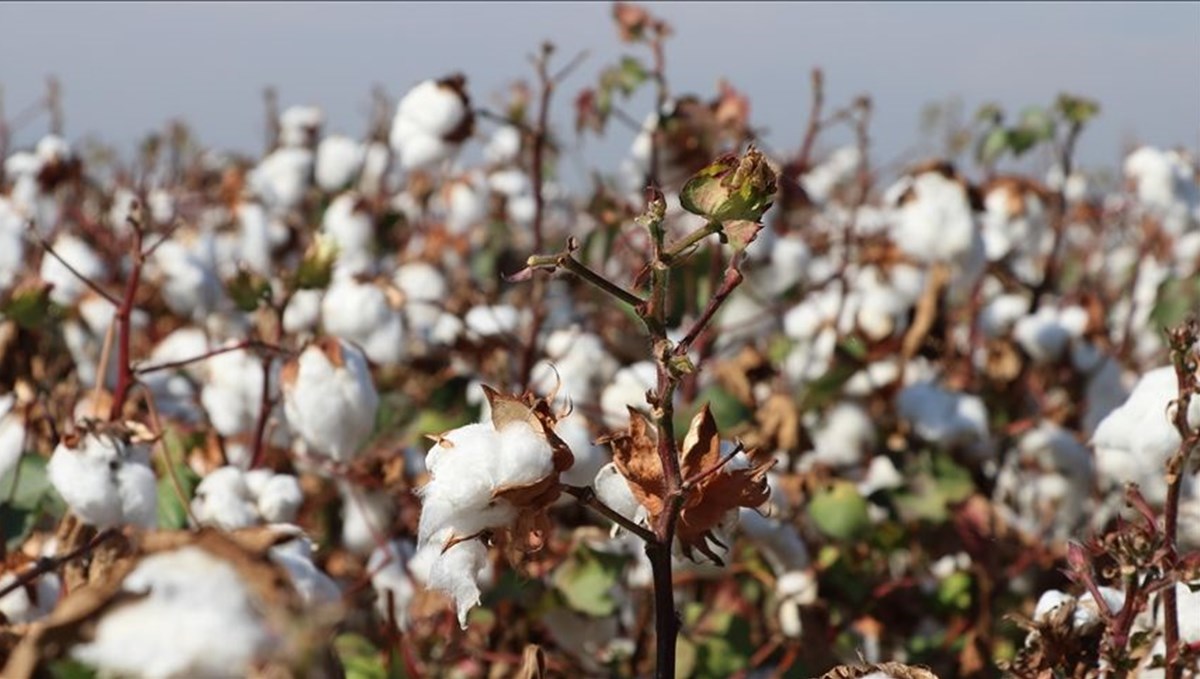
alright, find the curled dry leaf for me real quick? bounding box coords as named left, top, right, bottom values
left=602, top=404, right=773, bottom=562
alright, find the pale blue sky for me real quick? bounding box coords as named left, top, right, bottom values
left=1, top=2, right=1197, bottom=179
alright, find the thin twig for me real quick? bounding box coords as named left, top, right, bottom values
left=562, top=484, right=657, bottom=543
left=0, top=529, right=116, bottom=600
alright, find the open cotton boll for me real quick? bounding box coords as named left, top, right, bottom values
left=800, top=146, right=861, bottom=204
left=279, top=105, right=323, bottom=148
left=321, top=277, right=406, bottom=366
left=1012, top=305, right=1083, bottom=364
left=1092, top=365, right=1200, bottom=505
left=0, top=570, right=59, bottom=624
left=369, top=541, right=418, bottom=629
left=600, top=361, right=658, bottom=429
left=150, top=236, right=222, bottom=320
left=139, top=327, right=210, bottom=422
left=0, top=199, right=26, bottom=294
left=394, top=262, right=450, bottom=338
left=0, top=393, right=26, bottom=480
left=1124, top=146, right=1200, bottom=235
left=1074, top=344, right=1127, bottom=435
left=555, top=412, right=608, bottom=488
left=739, top=509, right=810, bottom=575
left=249, top=147, right=313, bottom=214
left=443, top=179, right=486, bottom=234
left=891, top=168, right=986, bottom=292
left=530, top=326, right=618, bottom=407
left=776, top=569, right=819, bottom=638
left=464, top=304, right=522, bottom=339
left=282, top=337, right=379, bottom=462
left=783, top=326, right=838, bottom=387
left=995, top=421, right=1094, bottom=540
left=594, top=462, right=646, bottom=529
left=282, top=288, right=323, bottom=336
left=200, top=344, right=275, bottom=439
left=808, top=402, right=876, bottom=468
left=47, top=429, right=157, bottom=530
left=233, top=201, right=274, bottom=276
left=315, top=135, right=365, bottom=192
left=896, top=381, right=991, bottom=455
left=390, top=78, right=472, bottom=171
left=69, top=546, right=277, bottom=678
left=321, top=193, right=376, bottom=277
left=979, top=294, right=1031, bottom=338
left=191, top=467, right=259, bottom=530
left=340, top=485, right=395, bottom=556
left=40, top=234, right=106, bottom=307
left=245, top=470, right=304, bottom=524
left=266, top=531, right=341, bottom=609
left=484, top=125, right=522, bottom=165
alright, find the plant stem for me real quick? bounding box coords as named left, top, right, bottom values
left=108, top=215, right=146, bottom=420
left=1162, top=319, right=1199, bottom=679
left=663, top=220, right=721, bottom=263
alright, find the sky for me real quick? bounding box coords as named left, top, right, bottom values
left=1, top=2, right=1197, bottom=182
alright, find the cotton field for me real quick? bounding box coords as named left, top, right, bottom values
left=1, top=3, right=1199, bottom=678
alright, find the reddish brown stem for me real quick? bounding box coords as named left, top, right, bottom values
left=108, top=223, right=146, bottom=420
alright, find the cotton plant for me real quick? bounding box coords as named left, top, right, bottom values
left=320, top=192, right=377, bottom=278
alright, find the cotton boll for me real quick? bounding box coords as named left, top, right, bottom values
left=555, top=412, right=608, bottom=488
left=268, top=535, right=340, bottom=610
left=369, top=541, right=418, bottom=629
left=40, top=234, right=106, bottom=307
left=808, top=402, right=876, bottom=468
left=333, top=485, right=391, bottom=557
left=70, top=546, right=277, bottom=678
left=800, top=147, right=860, bottom=204
left=321, top=193, right=376, bottom=277
left=600, top=361, right=658, bottom=428
left=279, top=105, right=324, bottom=148
left=594, top=462, right=645, bottom=529
left=997, top=421, right=1093, bottom=540
left=859, top=456, right=904, bottom=496
left=282, top=338, right=379, bottom=461
left=0, top=571, right=60, bottom=624
left=739, top=509, right=809, bottom=575
left=783, top=327, right=838, bottom=387
left=530, top=326, right=618, bottom=408
left=200, top=344, right=275, bottom=439
left=896, top=381, right=990, bottom=454
left=0, top=393, right=26, bottom=480
left=191, top=466, right=258, bottom=530
left=891, top=168, right=985, bottom=292
left=1013, top=306, right=1075, bottom=364
left=484, top=125, right=522, bottom=165
left=1124, top=146, right=1200, bottom=235
left=776, top=569, right=819, bottom=638
left=282, top=288, right=323, bottom=336
left=321, top=277, right=407, bottom=366
left=394, top=262, right=449, bottom=339
left=390, top=79, right=472, bottom=171
left=315, top=135, right=364, bottom=191
left=1076, top=345, right=1127, bottom=435
left=233, top=201, right=274, bottom=276
left=1092, top=365, right=1200, bottom=505
left=47, top=429, right=157, bottom=529
left=150, top=236, right=222, bottom=320
left=249, top=147, right=313, bottom=214
left=139, top=327, right=210, bottom=422
left=0, top=199, right=26, bottom=294
left=428, top=538, right=489, bottom=629
left=464, top=304, right=521, bottom=339
left=245, top=470, right=304, bottom=524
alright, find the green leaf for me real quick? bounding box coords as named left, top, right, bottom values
left=154, top=429, right=200, bottom=530
left=976, top=127, right=1009, bottom=165
left=1056, top=93, right=1099, bottom=126
left=675, top=636, right=699, bottom=679
left=807, top=481, right=870, bottom=540
left=1017, top=106, right=1055, bottom=141
left=615, top=56, right=648, bottom=95
left=335, top=633, right=390, bottom=679
left=1, top=287, right=57, bottom=330
left=552, top=545, right=626, bottom=617
left=47, top=658, right=98, bottom=679
left=0, top=453, right=54, bottom=509
left=936, top=570, right=973, bottom=612
left=226, top=267, right=272, bottom=312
